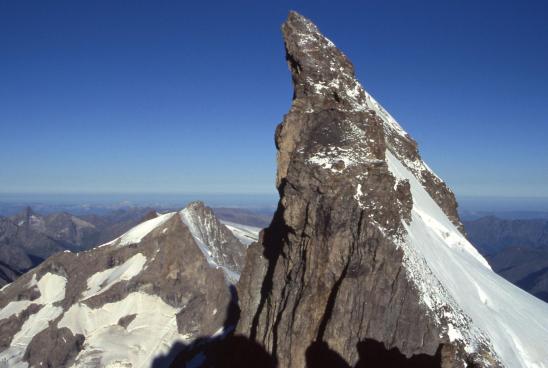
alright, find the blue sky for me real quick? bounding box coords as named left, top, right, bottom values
left=1, top=0, right=547, bottom=199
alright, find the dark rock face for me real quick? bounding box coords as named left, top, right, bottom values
left=0, top=245, right=30, bottom=286
left=235, top=12, right=476, bottom=367
left=0, top=212, right=65, bottom=259
left=117, top=313, right=137, bottom=328
left=24, top=326, right=85, bottom=368
left=9, top=207, right=100, bottom=252
left=0, top=214, right=66, bottom=286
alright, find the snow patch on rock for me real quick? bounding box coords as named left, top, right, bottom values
left=0, top=273, right=67, bottom=367
left=99, top=212, right=175, bottom=248
left=307, top=146, right=382, bottom=174
left=58, top=292, right=189, bottom=368
left=81, top=253, right=147, bottom=300
left=0, top=300, right=32, bottom=321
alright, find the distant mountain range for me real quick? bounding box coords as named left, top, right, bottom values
left=0, top=207, right=153, bottom=286
left=464, top=216, right=548, bottom=302
left=0, top=205, right=268, bottom=288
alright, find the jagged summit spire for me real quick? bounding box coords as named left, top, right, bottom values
left=238, top=12, right=445, bottom=366
left=282, top=11, right=357, bottom=104
left=285, top=11, right=318, bottom=32
left=279, top=11, right=465, bottom=232
left=235, top=12, right=548, bottom=368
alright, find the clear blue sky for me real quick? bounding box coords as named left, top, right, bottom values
left=1, top=0, right=547, bottom=198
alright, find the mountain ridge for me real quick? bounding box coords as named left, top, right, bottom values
left=0, top=201, right=252, bottom=367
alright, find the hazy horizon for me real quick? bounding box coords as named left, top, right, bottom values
left=2, top=192, right=548, bottom=214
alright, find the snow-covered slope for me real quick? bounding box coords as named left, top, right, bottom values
left=0, top=201, right=248, bottom=368
left=386, top=150, right=548, bottom=367
left=342, top=41, right=548, bottom=367
left=57, top=292, right=185, bottom=367
left=99, top=212, right=175, bottom=248
left=0, top=273, right=68, bottom=368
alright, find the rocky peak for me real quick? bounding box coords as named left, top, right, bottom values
left=280, top=11, right=463, bottom=233
left=180, top=201, right=247, bottom=283
left=184, top=200, right=211, bottom=217
left=282, top=12, right=356, bottom=103
left=274, top=12, right=408, bottom=243
left=234, top=11, right=548, bottom=368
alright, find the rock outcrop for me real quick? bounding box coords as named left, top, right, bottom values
left=235, top=11, right=548, bottom=368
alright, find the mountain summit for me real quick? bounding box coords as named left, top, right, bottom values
left=235, top=11, right=548, bottom=367
left=0, top=201, right=251, bottom=367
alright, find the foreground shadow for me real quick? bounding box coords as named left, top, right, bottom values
left=304, top=339, right=442, bottom=368
left=306, top=341, right=350, bottom=368
left=170, top=334, right=277, bottom=368
left=354, top=339, right=442, bottom=368
left=153, top=250, right=442, bottom=368
left=153, top=283, right=444, bottom=368
left=160, top=320, right=443, bottom=368
left=152, top=285, right=276, bottom=368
